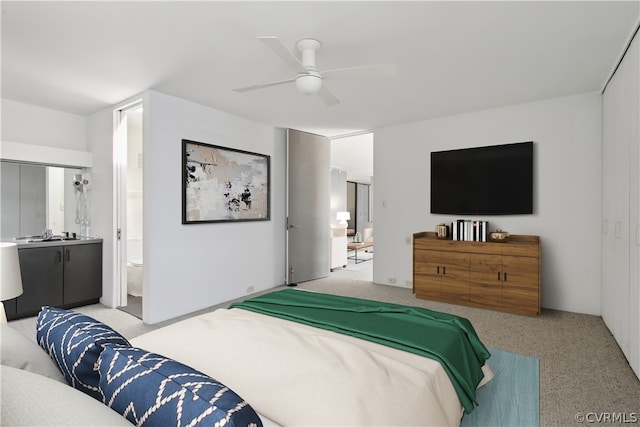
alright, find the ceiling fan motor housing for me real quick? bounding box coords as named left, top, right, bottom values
left=296, top=38, right=322, bottom=68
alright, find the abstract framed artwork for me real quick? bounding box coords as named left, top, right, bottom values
left=182, top=139, right=270, bottom=224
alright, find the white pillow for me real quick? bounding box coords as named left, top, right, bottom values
left=1, top=365, right=131, bottom=426
left=0, top=325, right=65, bottom=383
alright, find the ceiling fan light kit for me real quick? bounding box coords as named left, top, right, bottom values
left=296, top=72, right=322, bottom=94
left=233, top=36, right=396, bottom=107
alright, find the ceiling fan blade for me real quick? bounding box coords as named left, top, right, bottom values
left=258, top=36, right=307, bottom=73
left=317, top=84, right=340, bottom=107
left=233, top=77, right=296, bottom=93
left=321, top=63, right=397, bottom=79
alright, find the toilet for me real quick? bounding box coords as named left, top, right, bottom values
left=127, top=259, right=143, bottom=297
left=126, top=238, right=143, bottom=297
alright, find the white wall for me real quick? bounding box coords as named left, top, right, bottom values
left=2, top=91, right=603, bottom=317
left=88, top=92, right=286, bottom=320
left=1, top=99, right=87, bottom=150
left=142, top=91, right=286, bottom=323
left=374, top=92, right=602, bottom=315
left=331, top=133, right=373, bottom=184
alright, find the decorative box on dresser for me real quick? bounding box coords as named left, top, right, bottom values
left=413, top=231, right=540, bottom=316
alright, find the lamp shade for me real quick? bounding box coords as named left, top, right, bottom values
left=1, top=242, right=23, bottom=301
left=337, top=211, right=351, bottom=228
left=336, top=211, right=351, bottom=221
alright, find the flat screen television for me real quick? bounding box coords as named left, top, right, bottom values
left=430, top=141, right=533, bottom=215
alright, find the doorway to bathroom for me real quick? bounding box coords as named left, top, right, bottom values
left=115, top=102, right=144, bottom=320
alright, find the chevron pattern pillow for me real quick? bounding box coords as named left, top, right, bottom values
left=97, top=344, right=262, bottom=427
left=36, top=306, right=131, bottom=401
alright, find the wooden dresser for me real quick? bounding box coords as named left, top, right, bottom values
left=413, top=231, right=540, bottom=316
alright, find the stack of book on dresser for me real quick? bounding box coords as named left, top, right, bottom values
left=452, top=220, right=489, bottom=242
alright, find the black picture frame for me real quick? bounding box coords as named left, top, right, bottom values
left=182, top=139, right=270, bottom=224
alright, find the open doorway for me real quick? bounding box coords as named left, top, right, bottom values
left=115, top=103, right=144, bottom=319
left=330, top=132, right=373, bottom=280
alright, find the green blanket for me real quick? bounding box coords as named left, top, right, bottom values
left=229, top=289, right=490, bottom=414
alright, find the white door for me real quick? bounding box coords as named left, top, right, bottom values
left=602, top=36, right=634, bottom=365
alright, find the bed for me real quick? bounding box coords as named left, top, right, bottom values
left=129, top=289, right=493, bottom=426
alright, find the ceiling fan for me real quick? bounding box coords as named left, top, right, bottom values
left=233, top=37, right=396, bottom=107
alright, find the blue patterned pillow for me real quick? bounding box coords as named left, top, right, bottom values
left=97, top=345, right=263, bottom=427
left=36, top=306, right=131, bottom=401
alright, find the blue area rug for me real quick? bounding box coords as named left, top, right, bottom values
left=461, top=348, right=539, bottom=427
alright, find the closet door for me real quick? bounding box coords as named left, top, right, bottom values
left=602, top=57, right=630, bottom=359
left=627, top=34, right=640, bottom=378
left=602, top=29, right=639, bottom=378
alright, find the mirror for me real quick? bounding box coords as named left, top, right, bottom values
left=1, top=161, right=85, bottom=240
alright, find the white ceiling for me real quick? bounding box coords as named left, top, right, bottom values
left=2, top=1, right=638, bottom=138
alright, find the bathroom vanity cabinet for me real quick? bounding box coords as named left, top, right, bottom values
left=3, top=240, right=102, bottom=320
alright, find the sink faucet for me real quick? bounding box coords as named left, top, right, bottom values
left=42, top=228, right=53, bottom=239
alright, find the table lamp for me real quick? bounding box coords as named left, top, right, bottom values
left=1, top=242, right=23, bottom=324
left=337, top=211, right=350, bottom=228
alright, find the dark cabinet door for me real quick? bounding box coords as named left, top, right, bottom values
left=63, top=243, right=102, bottom=304
left=16, top=246, right=64, bottom=316
left=3, top=299, right=17, bottom=320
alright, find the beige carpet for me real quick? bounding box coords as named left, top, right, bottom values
left=9, top=266, right=640, bottom=426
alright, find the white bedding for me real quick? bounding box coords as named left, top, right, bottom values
left=130, top=308, right=492, bottom=426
